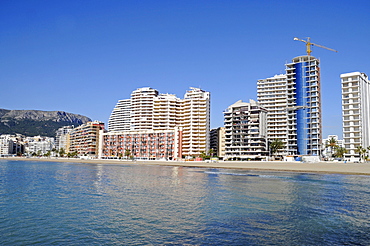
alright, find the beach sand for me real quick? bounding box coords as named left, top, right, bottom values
left=3, top=157, right=370, bottom=175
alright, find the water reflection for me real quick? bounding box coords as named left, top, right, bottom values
left=1, top=160, right=370, bottom=245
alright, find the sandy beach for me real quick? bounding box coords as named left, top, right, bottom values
left=2, top=156, right=370, bottom=176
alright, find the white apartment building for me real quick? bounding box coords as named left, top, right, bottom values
left=0, top=134, right=24, bottom=156
left=341, top=72, right=370, bottom=161
left=24, top=136, right=55, bottom=155
left=107, top=87, right=210, bottom=159
left=108, top=99, right=131, bottom=132
left=257, top=74, right=288, bottom=155
left=55, top=125, right=74, bottom=150
left=131, top=87, right=159, bottom=131
left=223, top=100, right=268, bottom=160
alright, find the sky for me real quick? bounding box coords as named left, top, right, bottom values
left=1, top=0, right=370, bottom=137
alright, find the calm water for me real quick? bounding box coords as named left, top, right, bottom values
left=1, top=160, right=370, bottom=245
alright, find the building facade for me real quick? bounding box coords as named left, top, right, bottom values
left=24, top=136, right=55, bottom=155
left=68, top=121, right=105, bottom=157
left=107, top=87, right=210, bottom=159
left=0, top=134, right=24, bottom=156
left=55, top=125, right=74, bottom=151
left=341, top=72, right=370, bottom=161
left=210, top=127, right=225, bottom=158
left=108, top=99, right=131, bottom=132
left=223, top=100, right=268, bottom=160
left=258, top=56, right=322, bottom=157
left=257, top=74, right=288, bottom=155
left=100, top=128, right=182, bottom=160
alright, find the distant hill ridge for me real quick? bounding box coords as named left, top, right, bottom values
left=0, top=109, right=92, bottom=137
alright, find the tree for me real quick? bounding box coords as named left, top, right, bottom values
left=269, top=139, right=285, bottom=159
left=59, top=148, right=66, bottom=157
left=334, top=146, right=347, bottom=159
left=355, top=146, right=366, bottom=162
left=124, top=149, right=131, bottom=160
left=325, top=137, right=338, bottom=157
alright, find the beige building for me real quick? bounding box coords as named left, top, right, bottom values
left=107, top=87, right=210, bottom=159
left=68, top=121, right=105, bottom=157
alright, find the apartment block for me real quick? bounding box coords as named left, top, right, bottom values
left=223, top=100, right=268, bottom=160
left=257, top=74, right=288, bottom=155
left=258, top=56, right=322, bottom=156
left=55, top=125, right=74, bottom=151
left=100, top=128, right=182, bottom=160
left=108, top=99, right=131, bottom=132
left=24, top=136, right=55, bottom=155
left=107, top=87, right=210, bottom=159
left=286, top=56, right=322, bottom=156
left=341, top=72, right=370, bottom=161
left=210, top=127, right=225, bottom=158
left=68, top=121, right=105, bottom=157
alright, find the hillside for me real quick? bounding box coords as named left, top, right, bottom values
left=0, top=109, right=92, bottom=137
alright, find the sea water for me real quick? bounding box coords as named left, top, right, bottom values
left=0, top=160, right=369, bottom=245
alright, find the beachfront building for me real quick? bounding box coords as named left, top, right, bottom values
left=100, top=128, right=182, bottom=160
left=68, top=121, right=105, bottom=157
left=286, top=56, right=322, bottom=156
left=180, top=88, right=210, bottom=158
left=108, top=99, right=131, bottom=132
left=106, top=87, right=210, bottom=160
left=210, top=127, right=225, bottom=158
left=0, top=134, right=24, bottom=156
left=258, top=56, right=322, bottom=157
left=257, top=74, right=288, bottom=156
left=24, top=136, right=55, bottom=156
left=55, top=125, right=74, bottom=151
left=223, top=100, right=268, bottom=160
left=341, top=72, right=370, bottom=161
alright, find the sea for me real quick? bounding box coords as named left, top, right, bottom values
left=1, top=159, right=370, bottom=246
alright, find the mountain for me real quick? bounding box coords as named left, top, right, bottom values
left=0, top=109, right=92, bottom=137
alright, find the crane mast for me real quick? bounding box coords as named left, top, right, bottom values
left=293, top=37, right=337, bottom=56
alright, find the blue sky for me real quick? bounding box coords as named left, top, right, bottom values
left=1, top=0, right=370, bottom=137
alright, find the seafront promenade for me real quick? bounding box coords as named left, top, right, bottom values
left=2, top=157, right=370, bottom=176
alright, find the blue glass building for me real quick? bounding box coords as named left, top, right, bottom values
left=286, top=56, right=321, bottom=156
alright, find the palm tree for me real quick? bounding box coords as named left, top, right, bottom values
left=334, top=146, right=347, bottom=159
left=355, top=146, right=366, bottom=162
left=269, top=139, right=285, bottom=160
left=325, top=137, right=338, bottom=158
left=124, top=149, right=131, bottom=160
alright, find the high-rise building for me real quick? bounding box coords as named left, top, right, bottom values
left=180, top=87, right=210, bottom=158
left=258, top=55, right=322, bottom=156
left=108, top=99, right=131, bottom=132
left=104, top=87, right=210, bottom=159
left=130, top=87, right=159, bottom=131
left=223, top=100, right=268, bottom=160
left=257, top=74, right=288, bottom=155
left=286, top=56, right=322, bottom=156
left=341, top=72, right=370, bottom=161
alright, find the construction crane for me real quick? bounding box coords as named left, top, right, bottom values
left=293, top=37, right=338, bottom=56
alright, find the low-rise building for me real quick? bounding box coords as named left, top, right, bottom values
left=0, top=134, right=24, bottom=156
left=100, top=127, right=182, bottom=160
left=24, top=136, right=55, bottom=156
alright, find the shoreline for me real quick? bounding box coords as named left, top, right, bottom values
left=2, top=157, right=370, bottom=176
